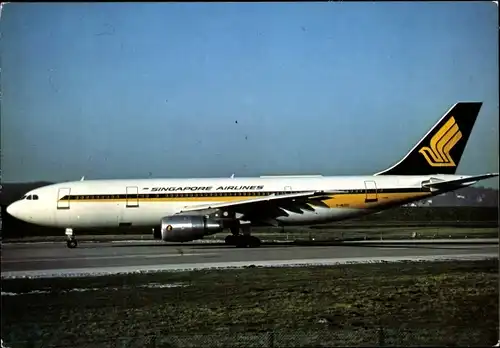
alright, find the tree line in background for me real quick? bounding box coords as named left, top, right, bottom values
left=0, top=182, right=498, bottom=238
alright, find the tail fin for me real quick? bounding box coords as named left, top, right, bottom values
left=374, top=102, right=483, bottom=176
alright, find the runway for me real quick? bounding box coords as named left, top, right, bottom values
left=1, top=239, right=497, bottom=279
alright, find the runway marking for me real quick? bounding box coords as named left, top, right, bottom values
left=1, top=253, right=496, bottom=279
left=1, top=253, right=219, bottom=263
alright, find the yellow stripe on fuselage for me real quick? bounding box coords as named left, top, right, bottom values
left=322, top=192, right=430, bottom=209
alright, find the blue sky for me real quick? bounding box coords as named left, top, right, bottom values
left=1, top=2, right=498, bottom=187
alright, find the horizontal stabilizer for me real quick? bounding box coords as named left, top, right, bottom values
left=422, top=173, right=498, bottom=189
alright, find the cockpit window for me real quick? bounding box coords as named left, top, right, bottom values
left=21, top=195, right=27, bottom=200
left=33, top=195, right=39, bottom=200
left=27, top=195, right=32, bottom=200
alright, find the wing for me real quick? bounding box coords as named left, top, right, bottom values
left=177, top=190, right=340, bottom=223
left=179, top=191, right=337, bottom=212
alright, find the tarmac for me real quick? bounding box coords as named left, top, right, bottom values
left=1, top=237, right=497, bottom=279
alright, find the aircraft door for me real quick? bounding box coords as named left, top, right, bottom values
left=126, top=186, right=139, bottom=208
left=364, top=180, right=378, bottom=203
left=57, top=188, right=71, bottom=209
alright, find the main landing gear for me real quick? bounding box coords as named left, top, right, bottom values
left=65, top=228, right=78, bottom=249
left=224, top=225, right=261, bottom=248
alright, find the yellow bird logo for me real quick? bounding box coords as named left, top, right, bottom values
left=419, top=116, right=462, bottom=167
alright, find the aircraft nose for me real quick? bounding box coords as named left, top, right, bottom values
left=6, top=202, right=24, bottom=221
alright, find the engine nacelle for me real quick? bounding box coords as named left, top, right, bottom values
left=159, top=215, right=223, bottom=242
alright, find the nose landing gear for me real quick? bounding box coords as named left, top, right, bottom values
left=65, top=228, right=78, bottom=248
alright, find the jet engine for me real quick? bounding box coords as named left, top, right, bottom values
left=158, top=215, right=223, bottom=242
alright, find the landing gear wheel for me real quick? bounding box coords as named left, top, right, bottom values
left=225, top=235, right=237, bottom=245
left=65, top=228, right=77, bottom=249
left=235, top=236, right=247, bottom=248
left=225, top=225, right=261, bottom=248
left=248, top=236, right=261, bottom=248
left=234, top=235, right=261, bottom=248
left=66, top=239, right=78, bottom=249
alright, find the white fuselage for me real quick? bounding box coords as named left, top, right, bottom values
left=7, top=174, right=468, bottom=231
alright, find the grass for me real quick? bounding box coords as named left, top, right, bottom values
left=1, top=259, right=498, bottom=347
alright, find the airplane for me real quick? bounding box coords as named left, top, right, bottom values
left=6, top=101, right=498, bottom=249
